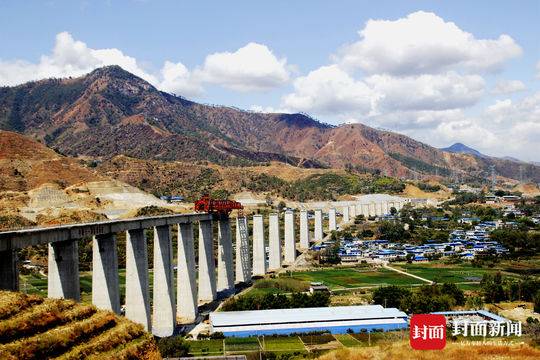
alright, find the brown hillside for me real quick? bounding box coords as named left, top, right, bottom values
left=0, top=131, right=103, bottom=192
left=98, top=156, right=351, bottom=201
left=1, top=66, right=539, bottom=181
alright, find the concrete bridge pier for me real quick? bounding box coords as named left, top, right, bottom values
left=355, top=204, right=362, bottom=217
left=177, top=222, right=198, bottom=323
left=299, top=210, right=310, bottom=249
left=198, top=219, right=216, bottom=302
left=349, top=205, right=357, bottom=220
left=369, top=203, right=376, bottom=217
left=0, top=249, right=18, bottom=291
left=92, top=234, right=120, bottom=313
left=284, top=210, right=296, bottom=264
left=376, top=202, right=383, bottom=216
left=252, top=215, right=266, bottom=276
left=48, top=239, right=80, bottom=301
left=314, top=209, right=323, bottom=241
left=328, top=208, right=337, bottom=231
left=152, top=225, right=176, bottom=337
left=383, top=202, right=389, bottom=215
left=359, top=204, right=366, bottom=218
left=235, top=217, right=251, bottom=283
left=125, top=229, right=151, bottom=331
left=268, top=213, right=281, bottom=271
left=217, top=218, right=234, bottom=296
left=342, top=206, right=350, bottom=223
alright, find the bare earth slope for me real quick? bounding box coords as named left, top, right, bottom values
left=0, top=131, right=173, bottom=226
left=0, top=130, right=103, bottom=192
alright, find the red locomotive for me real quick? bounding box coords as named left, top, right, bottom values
left=194, top=194, right=243, bottom=216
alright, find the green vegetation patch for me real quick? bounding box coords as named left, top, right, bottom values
left=224, top=337, right=261, bottom=352
left=300, top=334, right=336, bottom=345
left=187, top=339, right=224, bottom=356
left=394, top=262, right=520, bottom=283
left=290, top=268, right=423, bottom=290
left=262, top=336, right=306, bottom=352
left=334, top=334, right=362, bottom=347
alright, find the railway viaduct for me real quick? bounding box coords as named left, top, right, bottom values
left=0, top=199, right=406, bottom=337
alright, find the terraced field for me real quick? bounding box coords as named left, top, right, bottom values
left=0, top=291, right=159, bottom=359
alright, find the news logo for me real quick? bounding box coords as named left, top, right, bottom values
left=410, top=314, right=446, bottom=350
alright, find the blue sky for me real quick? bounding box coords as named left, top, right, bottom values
left=1, top=0, right=539, bottom=161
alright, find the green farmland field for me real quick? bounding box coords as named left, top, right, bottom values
left=393, top=262, right=520, bottom=284
left=288, top=268, right=423, bottom=290
left=262, top=336, right=306, bottom=352
left=188, top=339, right=224, bottom=356
left=333, top=334, right=362, bottom=347
left=20, top=269, right=153, bottom=304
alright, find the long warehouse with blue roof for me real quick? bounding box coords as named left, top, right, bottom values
left=210, top=305, right=408, bottom=337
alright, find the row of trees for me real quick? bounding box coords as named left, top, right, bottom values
left=221, top=291, right=330, bottom=311
left=372, top=283, right=465, bottom=313
left=480, top=272, right=540, bottom=304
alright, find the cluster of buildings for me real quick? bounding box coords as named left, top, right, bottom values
left=313, top=220, right=509, bottom=263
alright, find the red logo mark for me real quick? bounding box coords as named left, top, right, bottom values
left=410, top=314, right=446, bottom=350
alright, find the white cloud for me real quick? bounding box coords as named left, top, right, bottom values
left=367, top=72, right=485, bottom=112
left=434, top=118, right=498, bottom=149
left=281, top=68, right=485, bottom=124
left=334, top=11, right=522, bottom=75
left=428, top=92, right=540, bottom=159
left=491, top=80, right=526, bottom=95
left=0, top=33, right=288, bottom=96
left=282, top=65, right=375, bottom=116
left=159, top=61, right=202, bottom=97
left=370, top=109, right=465, bottom=131
left=0, top=32, right=159, bottom=86
left=196, top=42, right=290, bottom=92
left=275, top=11, right=535, bottom=159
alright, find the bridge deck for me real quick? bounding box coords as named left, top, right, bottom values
left=0, top=212, right=213, bottom=250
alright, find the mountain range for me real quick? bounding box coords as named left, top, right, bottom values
left=1, top=65, right=539, bottom=182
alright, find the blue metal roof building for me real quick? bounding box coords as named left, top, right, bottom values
left=210, top=305, right=407, bottom=337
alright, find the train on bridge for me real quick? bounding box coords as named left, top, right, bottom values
left=194, top=194, right=243, bottom=216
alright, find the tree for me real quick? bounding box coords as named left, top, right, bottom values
left=441, top=283, right=465, bottom=306
left=157, top=336, right=190, bottom=358
left=361, top=229, right=374, bottom=238
left=534, top=290, right=540, bottom=314
left=466, top=296, right=484, bottom=310
left=390, top=207, right=397, bottom=215
left=372, top=285, right=411, bottom=308
left=405, top=253, right=415, bottom=263
left=481, top=272, right=507, bottom=303
left=378, top=221, right=411, bottom=242
left=354, top=214, right=365, bottom=224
